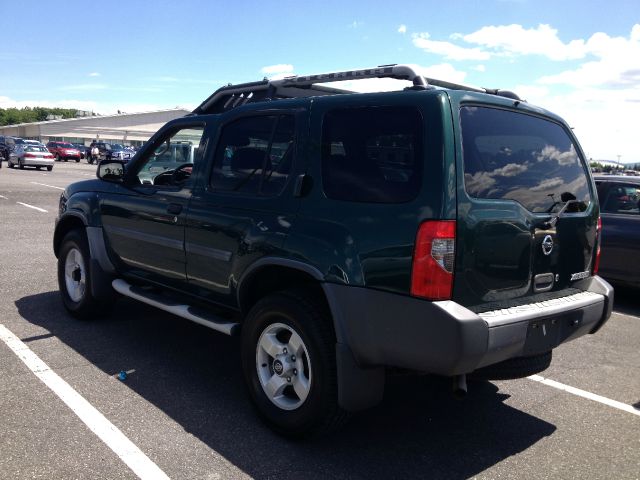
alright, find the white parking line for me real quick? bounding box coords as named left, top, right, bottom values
left=613, top=310, right=640, bottom=321
left=0, top=324, right=170, bottom=480
left=528, top=374, right=640, bottom=417
left=30, top=182, right=64, bottom=190
left=16, top=202, right=47, bottom=213
left=0, top=194, right=7, bottom=199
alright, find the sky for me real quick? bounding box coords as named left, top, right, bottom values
left=1, top=0, right=639, bottom=162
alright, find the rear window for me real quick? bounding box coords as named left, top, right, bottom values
left=461, top=106, right=591, bottom=213
left=321, top=106, right=423, bottom=203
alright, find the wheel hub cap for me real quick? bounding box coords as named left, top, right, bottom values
left=256, top=322, right=312, bottom=411
left=64, top=247, right=86, bottom=303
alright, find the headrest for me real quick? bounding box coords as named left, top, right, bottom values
left=231, top=147, right=268, bottom=170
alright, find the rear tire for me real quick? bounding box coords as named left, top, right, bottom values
left=57, top=229, right=112, bottom=320
left=56, top=154, right=60, bottom=162
left=47, top=166, right=53, bottom=171
left=241, top=289, right=349, bottom=438
left=19, top=160, right=24, bottom=169
left=75, top=158, right=80, bottom=163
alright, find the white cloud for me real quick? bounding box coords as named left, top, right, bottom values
left=460, top=24, right=588, bottom=61
left=539, top=24, right=640, bottom=88
left=413, top=23, right=638, bottom=66
left=472, top=64, right=486, bottom=72
left=417, top=63, right=469, bottom=84
left=88, top=72, right=100, bottom=77
left=514, top=84, right=640, bottom=162
left=412, top=33, right=491, bottom=61
left=261, top=64, right=294, bottom=79
left=398, top=24, right=407, bottom=34
left=348, top=20, right=363, bottom=29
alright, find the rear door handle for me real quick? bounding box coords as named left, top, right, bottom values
left=167, top=203, right=183, bottom=215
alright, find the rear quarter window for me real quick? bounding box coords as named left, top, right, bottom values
left=461, top=106, right=591, bottom=213
left=321, top=106, right=423, bottom=203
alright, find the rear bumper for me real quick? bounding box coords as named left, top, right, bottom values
left=326, top=276, right=613, bottom=376
left=22, top=158, right=54, bottom=167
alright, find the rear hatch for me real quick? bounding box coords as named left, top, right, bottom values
left=453, top=102, right=597, bottom=311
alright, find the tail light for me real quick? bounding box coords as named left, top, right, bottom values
left=45, top=154, right=54, bottom=159
left=411, top=220, right=456, bottom=300
left=593, top=216, right=602, bottom=275
left=24, top=153, right=35, bottom=158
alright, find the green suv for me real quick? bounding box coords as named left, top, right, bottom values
left=53, top=65, right=613, bottom=437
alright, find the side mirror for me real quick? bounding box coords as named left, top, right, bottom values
left=97, top=160, right=126, bottom=182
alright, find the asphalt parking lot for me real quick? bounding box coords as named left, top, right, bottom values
left=0, top=161, right=638, bottom=480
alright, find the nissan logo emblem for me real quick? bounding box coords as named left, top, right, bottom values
left=273, top=360, right=284, bottom=375
left=542, top=235, right=554, bottom=256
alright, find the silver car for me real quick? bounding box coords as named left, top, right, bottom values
left=8, top=144, right=55, bottom=171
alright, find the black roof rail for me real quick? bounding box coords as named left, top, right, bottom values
left=192, top=64, right=520, bottom=114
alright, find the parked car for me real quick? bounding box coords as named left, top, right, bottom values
left=8, top=144, right=54, bottom=170
left=71, top=143, right=89, bottom=160
left=0, top=136, right=10, bottom=163
left=1, top=136, right=26, bottom=163
left=53, top=64, right=613, bottom=437
left=47, top=141, right=81, bottom=162
left=88, top=142, right=116, bottom=163
left=594, top=175, right=640, bottom=287
left=109, top=144, right=134, bottom=162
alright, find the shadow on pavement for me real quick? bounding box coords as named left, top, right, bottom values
left=17, top=292, right=556, bottom=480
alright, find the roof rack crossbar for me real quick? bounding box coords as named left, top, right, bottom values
left=273, top=64, right=427, bottom=88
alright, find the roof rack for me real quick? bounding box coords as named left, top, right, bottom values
left=192, top=64, right=520, bottom=114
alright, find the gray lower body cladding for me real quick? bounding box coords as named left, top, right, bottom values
left=325, top=276, right=612, bottom=376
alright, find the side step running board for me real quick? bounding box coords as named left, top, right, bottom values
left=112, top=279, right=240, bottom=336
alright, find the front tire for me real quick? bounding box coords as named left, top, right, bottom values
left=241, top=290, right=348, bottom=438
left=57, top=229, right=111, bottom=319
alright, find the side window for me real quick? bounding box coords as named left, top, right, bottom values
left=602, top=184, right=640, bottom=214
left=135, top=126, right=205, bottom=186
left=211, top=115, right=294, bottom=196
left=321, top=106, right=423, bottom=203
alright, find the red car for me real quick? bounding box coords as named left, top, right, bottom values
left=46, top=141, right=81, bottom=162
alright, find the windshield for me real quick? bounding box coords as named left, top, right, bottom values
left=25, top=146, right=48, bottom=152
left=61, top=143, right=75, bottom=148
left=461, top=106, right=591, bottom=213
left=111, top=144, right=124, bottom=150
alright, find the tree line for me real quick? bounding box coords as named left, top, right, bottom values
left=0, top=107, right=95, bottom=126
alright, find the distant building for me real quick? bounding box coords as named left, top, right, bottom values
left=0, top=108, right=190, bottom=146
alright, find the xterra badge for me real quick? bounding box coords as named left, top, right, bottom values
left=570, top=270, right=590, bottom=281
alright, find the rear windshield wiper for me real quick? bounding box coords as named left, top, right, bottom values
left=545, top=199, right=581, bottom=228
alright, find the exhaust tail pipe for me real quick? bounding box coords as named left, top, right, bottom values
left=452, top=374, right=467, bottom=399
